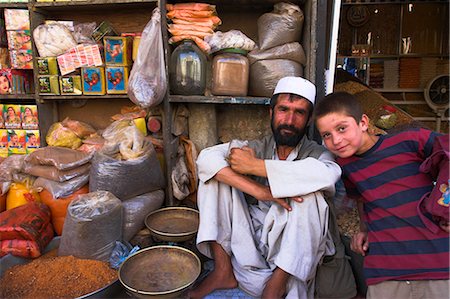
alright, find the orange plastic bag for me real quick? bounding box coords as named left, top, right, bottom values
left=40, top=185, right=89, bottom=236
left=6, top=182, right=41, bottom=210
left=166, top=3, right=216, bottom=11
left=167, top=9, right=215, bottom=19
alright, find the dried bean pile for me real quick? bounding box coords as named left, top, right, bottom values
left=0, top=254, right=117, bottom=298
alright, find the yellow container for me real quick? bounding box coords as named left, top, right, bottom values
left=37, top=57, right=58, bottom=75
left=133, top=117, right=147, bottom=136
left=6, top=183, right=41, bottom=210
left=132, top=35, right=141, bottom=61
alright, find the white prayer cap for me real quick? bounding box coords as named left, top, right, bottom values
left=273, top=76, right=316, bottom=105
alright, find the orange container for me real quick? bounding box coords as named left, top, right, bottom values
left=40, top=185, right=89, bottom=235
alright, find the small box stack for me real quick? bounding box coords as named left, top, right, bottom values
left=0, top=104, right=40, bottom=157
left=104, top=36, right=132, bottom=94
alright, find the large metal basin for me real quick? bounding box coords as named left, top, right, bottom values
left=119, top=245, right=201, bottom=298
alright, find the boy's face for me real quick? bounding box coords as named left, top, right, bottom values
left=316, top=112, right=369, bottom=158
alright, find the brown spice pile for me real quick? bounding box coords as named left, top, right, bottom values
left=337, top=208, right=361, bottom=237
left=0, top=255, right=117, bottom=298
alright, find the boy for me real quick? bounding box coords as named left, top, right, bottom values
left=314, top=91, right=449, bottom=299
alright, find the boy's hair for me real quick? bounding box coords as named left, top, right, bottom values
left=314, top=92, right=363, bottom=122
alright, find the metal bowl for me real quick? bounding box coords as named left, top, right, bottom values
left=118, top=245, right=201, bottom=298
left=145, top=207, right=199, bottom=242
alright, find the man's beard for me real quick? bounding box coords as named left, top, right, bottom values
left=271, top=118, right=306, bottom=147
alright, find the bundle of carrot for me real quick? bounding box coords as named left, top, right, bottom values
left=166, top=2, right=222, bottom=53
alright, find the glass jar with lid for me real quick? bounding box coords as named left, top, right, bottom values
left=211, top=48, right=249, bottom=96
left=169, top=39, right=207, bottom=95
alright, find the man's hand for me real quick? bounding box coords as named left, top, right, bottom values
left=228, top=146, right=266, bottom=177
left=350, top=231, right=369, bottom=256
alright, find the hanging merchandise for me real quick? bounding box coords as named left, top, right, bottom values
left=127, top=8, right=167, bottom=108
left=170, top=39, right=206, bottom=95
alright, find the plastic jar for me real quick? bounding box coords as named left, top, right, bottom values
left=169, top=40, right=206, bottom=95
left=211, top=48, right=249, bottom=96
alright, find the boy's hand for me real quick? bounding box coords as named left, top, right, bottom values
left=351, top=231, right=369, bottom=256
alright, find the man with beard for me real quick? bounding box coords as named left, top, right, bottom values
left=190, top=77, right=354, bottom=299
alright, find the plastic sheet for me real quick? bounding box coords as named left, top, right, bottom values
left=59, top=191, right=122, bottom=262
left=248, top=59, right=303, bottom=97
left=257, top=2, right=304, bottom=50
left=33, top=174, right=89, bottom=199
left=25, top=146, right=93, bottom=170
left=205, top=30, right=256, bottom=53
left=122, top=190, right=164, bottom=241
left=248, top=42, right=306, bottom=65
left=23, top=163, right=90, bottom=182
left=0, top=155, right=25, bottom=195
left=128, top=8, right=167, bottom=108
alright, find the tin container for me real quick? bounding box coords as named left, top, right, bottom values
left=37, top=57, right=58, bottom=75
left=38, top=75, right=60, bottom=95
left=104, top=36, right=132, bottom=66
left=82, top=67, right=106, bottom=95
left=106, top=66, right=129, bottom=94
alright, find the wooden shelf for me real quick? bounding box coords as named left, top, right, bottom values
left=37, top=94, right=130, bottom=101
left=0, top=2, right=29, bottom=8
left=373, top=88, right=423, bottom=93
left=32, top=0, right=157, bottom=10
left=0, top=94, right=35, bottom=100
left=169, top=95, right=270, bottom=105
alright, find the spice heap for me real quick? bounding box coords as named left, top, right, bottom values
left=336, top=208, right=361, bottom=237
left=0, top=254, right=117, bottom=298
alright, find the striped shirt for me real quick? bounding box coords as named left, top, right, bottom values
left=338, top=128, right=449, bottom=285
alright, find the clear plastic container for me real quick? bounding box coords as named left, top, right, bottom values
left=211, top=48, right=249, bottom=96
left=169, top=40, right=206, bottom=95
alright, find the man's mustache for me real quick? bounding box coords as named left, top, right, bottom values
left=276, top=124, right=300, bottom=134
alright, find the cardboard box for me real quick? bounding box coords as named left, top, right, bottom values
left=0, top=68, right=12, bottom=94
left=25, top=130, right=40, bottom=154
left=21, top=105, right=39, bottom=130
left=9, top=50, right=33, bottom=69
left=106, top=66, right=129, bottom=94
left=4, top=9, right=30, bottom=31
left=6, top=30, right=32, bottom=50
left=104, top=36, right=132, bottom=66
left=59, top=75, right=82, bottom=95
left=0, top=130, right=7, bottom=158
left=7, top=129, right=26, bottom=155
left=38, top=75, right=60, bottom=95
left=3, top=104, right=21, bottom=129
left=82, top=66, right=106, bottom=95
left=0, top=104, right=4, bottom=129
left=37, top=57, right=58, bottom=75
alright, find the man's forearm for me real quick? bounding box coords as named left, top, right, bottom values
left=215, top=166, right=272, bottom=200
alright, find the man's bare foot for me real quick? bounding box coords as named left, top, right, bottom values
left=261, top=267, right=289, bottom=299
left=188, top=268, right=237, bottom=299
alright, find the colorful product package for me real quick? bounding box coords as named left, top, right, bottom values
left=25, top=130, right=40, bottom=154
left=10, top=50, right=33, bottom=69
left=0, top=104, right=4, bottom=129
left=106, top=66, right=129, bottom=94
left=8, top=129, right=26, bottom=155
left=38, top=75, right=60, bottom=95
left=37, top=57, right=58, bottom=75
left=92, top=21, right=118, bottom=42
left=21, top=105, right=39, bottom=130
left=0, top=68, right=12, bottom=94
left=82, top=66, right=106, bottom=95
left=3, top=104, right=21, bottom=129
left=4, top=9, right=30, bottom=31
left=104, top=36, right=132, bottom=66
left=6, top=30, right=32, bottom=50
left=59, top=75, right=82, bottom=95
left=0, top=129, right=7, bottom=158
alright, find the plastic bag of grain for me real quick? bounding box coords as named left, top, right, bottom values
left=59, top=191, right=122, bottom=262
